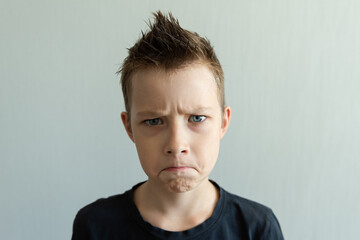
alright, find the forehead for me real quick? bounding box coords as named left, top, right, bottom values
left=129, top=64, right=220, bottom=114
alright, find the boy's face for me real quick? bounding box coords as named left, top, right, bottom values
left=121, top=63, right=231, bottom=193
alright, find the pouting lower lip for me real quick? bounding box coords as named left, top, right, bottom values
left=164, top=167, right=189, bottom=171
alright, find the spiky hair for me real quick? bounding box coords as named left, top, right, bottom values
left=118, top=11, right=224, bottom=115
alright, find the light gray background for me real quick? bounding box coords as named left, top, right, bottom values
left=1, top=0, right=359, bottom=239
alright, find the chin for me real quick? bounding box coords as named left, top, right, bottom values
left=168, top=177, right=197, bottom=193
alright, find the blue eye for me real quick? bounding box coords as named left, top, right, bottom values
left=144, top=118, right=162, bottom=126
left=190, top=115, right=206, bottom=123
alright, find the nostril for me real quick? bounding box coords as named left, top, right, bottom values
left=166, top=149, right=187, bottom=154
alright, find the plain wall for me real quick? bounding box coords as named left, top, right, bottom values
left=1, top=0, right=359, bottom=239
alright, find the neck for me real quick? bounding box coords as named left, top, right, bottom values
left=133, top=179, right=219, bottom=231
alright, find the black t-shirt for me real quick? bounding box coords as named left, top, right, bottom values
left=72, top=181, right=284, bottom=240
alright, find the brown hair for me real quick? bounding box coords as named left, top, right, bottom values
left=117, top=11, right=224, bottom=118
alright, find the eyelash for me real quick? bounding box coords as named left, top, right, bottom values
left=189, top=115, right=207, bottom=123
left=144, top=115, right=207, bottom=126
left=144, top=118, right=163, bottom=126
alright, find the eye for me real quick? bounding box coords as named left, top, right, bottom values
left=144, top=118, right=163, bottom=126
left=189, top=115, right=207, bottom=123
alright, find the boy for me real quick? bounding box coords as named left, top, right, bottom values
left=72, top=11, right=284, bottom=239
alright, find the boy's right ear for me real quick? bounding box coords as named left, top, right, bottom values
left=121, top=112, right=135, bottom=143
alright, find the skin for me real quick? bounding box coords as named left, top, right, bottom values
left=121, top=63, right=231, bottom=231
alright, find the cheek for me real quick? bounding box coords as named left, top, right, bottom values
left=133, top=127, right=158, bottom=155
left=134, top=137, right=161, bottom=174
left=192, top=129, right=221, bottom=169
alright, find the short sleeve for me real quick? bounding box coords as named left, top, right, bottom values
left=71, top=210, right=91, bottom=240
left=258, top=210, right=284, bottom=240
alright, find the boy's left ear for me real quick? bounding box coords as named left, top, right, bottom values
left=220, top=106, right=231, bottom=139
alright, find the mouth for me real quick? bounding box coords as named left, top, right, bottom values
left=163, top=166, right=191, bottom=171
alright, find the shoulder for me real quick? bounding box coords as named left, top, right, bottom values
left=220, top=187, right=284, bottom=239
left=71, top=183, right=147, bottom=240
left=225, top=190, right=273, bottom=219
left=72, top=191, right=131, bottom=238
left=75, top=192, right=128, bottom=221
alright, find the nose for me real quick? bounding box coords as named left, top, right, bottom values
left=164, top=121, right=189, bottom=155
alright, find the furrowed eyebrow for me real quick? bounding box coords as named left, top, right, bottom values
left=189, top=107, right=213, bottom=112
left=135, top=107, right=214, bottom=117
left=179, top=107, right=214, bottom=114
left=136, top=111, right=166, bottom=117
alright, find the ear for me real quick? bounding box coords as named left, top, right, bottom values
left=121, top=112, right=135, bottom=142
left=220, top=106, right=231, bottom=139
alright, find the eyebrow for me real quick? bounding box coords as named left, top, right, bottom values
left=136, top=110, right=166, bottom=117
left=185, top=107, right=214, bottom=113
left=135, top=107, right=214, bottom=117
